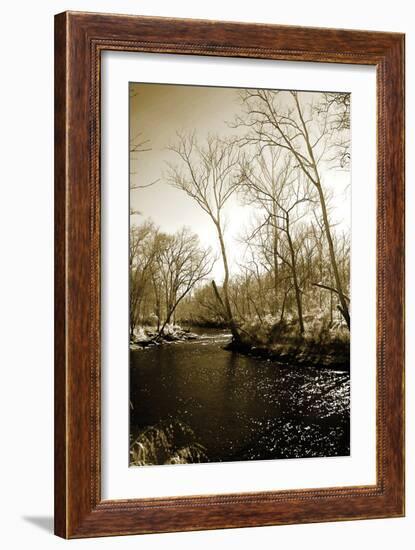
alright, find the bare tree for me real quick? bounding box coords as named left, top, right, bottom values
left=239, top=151, right=315, bottom=334
left=239, top=147, right=283, bottom=314
left=129, top=91, right=158, bottom=187
left=316, top=92, right=350, bottom=169
left=167, top=133, right=242, bottom=341
left=234, top=90, right=350, bottom=328
left=129, top=221, right=159, bottom=338
left=186, top=283, right=227, bottom=326
left=154, top=227, right=214, bottom=337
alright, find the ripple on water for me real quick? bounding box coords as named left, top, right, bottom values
left=130, top=331, right=350, bottom=465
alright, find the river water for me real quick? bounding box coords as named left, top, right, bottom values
left=130, top=329, right=350, bottom=465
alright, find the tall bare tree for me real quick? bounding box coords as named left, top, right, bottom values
left=234, top=90, right=350, bottom=328
left=239, top=151, right=315, bottom=334
left=167, top=133, right=242, bottom=341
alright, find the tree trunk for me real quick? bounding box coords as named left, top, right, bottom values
left=214, top=222, right=241, bottom=342
left=152, top=275, right=161, bottom=331
left=272, top=208, right=279, bottom=315
left=280, top=289, right=288, bottom=322
left=158, top=311, right=173, bottom=337
left=286, top=218, right=304, bottom=335
left=315, top=182, right=350, bottom=328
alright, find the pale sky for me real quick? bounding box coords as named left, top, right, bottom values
left=130, top=83, right=350, bottom=283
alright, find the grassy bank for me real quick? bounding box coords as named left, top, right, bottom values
left=229, top=316, right=350, bottom=370
left=130, top=420, right=207, bottom=466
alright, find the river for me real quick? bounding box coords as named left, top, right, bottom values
left=130, top=329, right=350, bottom=465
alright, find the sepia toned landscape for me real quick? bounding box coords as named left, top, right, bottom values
left=129, top=83, right=351, bottom=467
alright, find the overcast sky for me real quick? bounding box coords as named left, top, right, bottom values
left=129, top=83, right=350, bottom=283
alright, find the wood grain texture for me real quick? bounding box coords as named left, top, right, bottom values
left=54, top=11, right=405, bottom=539
left=54, top=12, right=68, bottom=538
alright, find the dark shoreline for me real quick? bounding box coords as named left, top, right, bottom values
left=225, top=339, right=350, bottom=371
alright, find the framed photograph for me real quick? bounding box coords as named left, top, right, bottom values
left=54, top=11, right=405, bottom=538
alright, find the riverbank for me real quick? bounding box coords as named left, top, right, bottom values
left=131, top=322, right=349, bottom=370
left=226, top=336, right=349, bottom=370
left=130, top=324, right=200, bottom=350
left=225, top=317, right=350, bottom=370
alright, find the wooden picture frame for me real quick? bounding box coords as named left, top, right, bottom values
left=54, top=11, right=405, bottom=538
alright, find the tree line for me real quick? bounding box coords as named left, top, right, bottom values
left=130, top=90, right=350, bottom=343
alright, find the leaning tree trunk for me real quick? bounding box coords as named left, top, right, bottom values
left=214, top=222, right=241, bottom=343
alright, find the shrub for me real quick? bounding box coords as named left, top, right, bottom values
left=130, top=420, right=207, bottom=466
